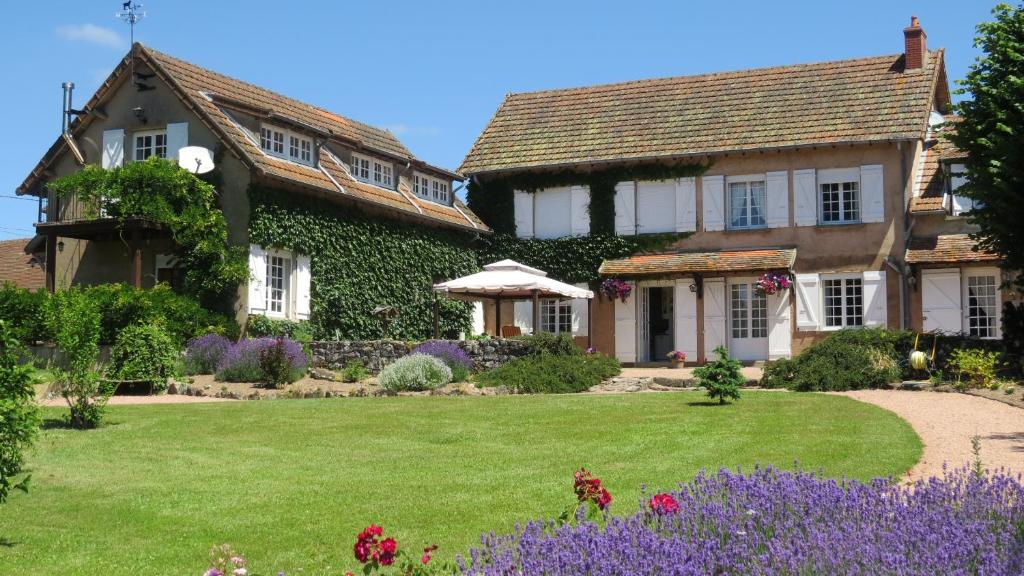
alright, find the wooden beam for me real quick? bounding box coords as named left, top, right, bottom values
left=532, top=289, right=540, bottom=334
left=45, top=233, right=56, bottom=293
left=132, top=230, right=143, bottom=288
left=494, top=297, right=502, bottom=337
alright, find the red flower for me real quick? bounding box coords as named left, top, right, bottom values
left=422, top=544, right=438, bottom=564
left=597, top=487, right=612, bottom=510
left=376, top=537, right=397, bottom=566
left=649, top=493, right=680, bottom=514
left=353, top=524, right=396, bottom=566
left=574, top=468, right=613, bottom=510
left=365, top=524, right=383, bottom=537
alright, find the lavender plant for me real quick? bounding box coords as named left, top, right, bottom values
left=459, top=466, right=1024, bottom=575
left=184, top=334, right=232, bottom=375
left=215, top=338, right=308, bottom=384
left=410, top=341, right=474, bottom=381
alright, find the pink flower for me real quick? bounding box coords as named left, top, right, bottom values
left=649, top=492, right=681, bottom=514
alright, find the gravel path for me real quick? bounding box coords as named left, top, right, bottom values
left=839, top=390, right=1024, bottom=479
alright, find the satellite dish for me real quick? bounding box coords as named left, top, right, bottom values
left=177, top=146, right=215, bottom=174
left=928, top=111, right=946, bottom=129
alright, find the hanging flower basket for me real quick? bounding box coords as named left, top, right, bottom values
left=756, top=271, right=792, bottom=296
left=600, top=278, right=633, bottom=303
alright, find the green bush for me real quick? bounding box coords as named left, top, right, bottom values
left=247, top=315, right=312, bottom=342
left=107, top=323, right=179, bottom=392
left=475, top=353, right=621, bottom=394
left=761, top=329, right=904, bottom=392
left=0, top=320, right=40, bottom=504
left=49, top=289, right=112, bottom=429
left=340, top=359, right=369, bottom=383
left=0, top=284, right=52, bottom=345
left=948, top=348, right=1000, bottom=390
left=693, top=346, right=744, bottom=404
left=515, top=332, right=582, bottom=357
left=378, top=354, right=452, bottom=391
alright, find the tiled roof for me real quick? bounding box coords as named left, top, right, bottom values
left=0, top=238, right=45, bottom=290
left=910, top=116, right=964, bottom=214
left=599, top=248, right=797, bottom=277
left=18, top=45, right=487, bottom=233
left=461, top=52, right=942, bottom=175
left=905, top=234, right=998, bottom=264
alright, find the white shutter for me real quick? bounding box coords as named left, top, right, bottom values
left=675, top=177, right=697, bottom=232
left=703, top=279, right=727, bottom=360
left=922, top=269, right=962, bottom=333
left=534, top=187, right=572, bottom=239
left=102, top=129, right=125, bottom=168
left=295, top=254, right=312, bottom=320
left=514, top=301, right=534, bottom=334
left=247, top=244, right=268, bottom=314
left=636, top=181, right=676, bottom=233
left=949, top=164, right=973, bottom=215
left=570, top=185, right=591, bottom=236
left=767, top=290, right=792, bottom=359
left=471, top=302, right=485, bottom=336
left=794, top=273, right=821, bottom=331
left=166, top=122, right=189, bottom=160
left=860, top=165, right=884, bottom=223
left=674, top=280, right=698, bottom=360
left=765, top=170, right=790, bottom=228
left=793, top=169, right=817, bottom=226
left=571, top=298, right=590, bottom=339
left=861, top=270, right=887, bottom=327
left=513, top=191, right=534, bottom=238
left=613, top=282, right=637, bottom=362
left=702, top=175, right=725, bottom=232
left=614, top=182, right=636, bottom=236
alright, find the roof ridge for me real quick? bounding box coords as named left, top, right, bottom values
left=506, top=52, right=915, bottom=99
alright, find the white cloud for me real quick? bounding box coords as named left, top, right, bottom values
left=56, top=24, right=126, bottom=50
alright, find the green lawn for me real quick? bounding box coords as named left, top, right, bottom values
left=0, top=392, right=920, bottom=575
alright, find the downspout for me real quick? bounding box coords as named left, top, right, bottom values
left=896, top=141, right=913, bottom=330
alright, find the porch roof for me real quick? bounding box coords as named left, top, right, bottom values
left=905, top=234, right=999, bottom=265
left=599, top=248, right=797, bottom=278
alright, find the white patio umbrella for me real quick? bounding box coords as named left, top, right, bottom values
left=433, top=260, right=594, bottom=341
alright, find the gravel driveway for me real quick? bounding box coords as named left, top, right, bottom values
left=839, top=390, right=1024, bottom=479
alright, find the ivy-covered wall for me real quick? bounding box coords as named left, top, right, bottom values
left=248, top=187, right=479, bottom=340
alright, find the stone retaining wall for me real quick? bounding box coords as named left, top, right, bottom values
left=308, top=339, right=530, bottom=374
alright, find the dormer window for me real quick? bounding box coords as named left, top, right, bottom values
left=351, top=152, right=394, bottom=189
left=134, top=130, right=167, bottom=161
left=413, top=172, right=451, bottom=204
left=260, top=124, right=314, bottom=166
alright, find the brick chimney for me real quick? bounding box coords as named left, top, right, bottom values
left=903, top=16, right=927, bottom=70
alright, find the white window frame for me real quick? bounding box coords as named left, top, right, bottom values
left=818, top=168, right=861, bottom=225
left=726, top=175, right=768, bottom=230
left=963, top=270, right=1000, bottom=339
left=729, top=282, right=768, bottom=339
left=260, top=123, right=314, bottom=166
left=265, top=248, right=293, bottom=318
left=351, top=152, right=395, bottom=189
left=821, top=274, right=864, bottom=330
left=540, top=299, right=573, bottom=335
left=413, top=172, right=451, bottom=204
left=133, top=129, right=167, bottom=161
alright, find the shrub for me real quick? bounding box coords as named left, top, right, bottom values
left=515, top=332, right=581, bottom=357
left=693, top=346, right=744, bottom=404
left=411, top=340, right=474, bottom=382
left=107, top=323, right=179, bottom=392
left=948, top=348, right=1000, bottom=390
left=183, top=334, right=232, bottom=375
left=0, top=320, right=40, bottom=504
left=760, top=329, right=903, bottom=391
left=48, top=289, right=112, bottom=429
left=247, top=315, right=312, bottom=343
left=215, top=338, right=308, bottom=385
left=475, top=353, right=620, bottom=394
left=0, top=283, right=52, bottom=344
left=460, top=466, right=1024, bottom=575
left=259, top=337, right=300, bottom=389
left=378, top=354, right=452, bottom=391
left=340, top=359, right=370, bottom=383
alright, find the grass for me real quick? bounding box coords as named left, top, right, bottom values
left=0, top=392, right=921, bottom=575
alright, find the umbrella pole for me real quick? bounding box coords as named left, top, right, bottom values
left=495, top=297, right=502, bottom=337
left=588, top=298, right=593, bottom=350
left=532, top=289, right=540, bottom=335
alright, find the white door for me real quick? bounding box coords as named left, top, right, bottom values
left=922, top=269, right=962, bottom=333
left=727, top=278, right=769, bottom=361
left=637, top=287, right=651, bottom=362
left=614, top=282, right=637, bottom=363
left=703, top=279, right=727, bottom=360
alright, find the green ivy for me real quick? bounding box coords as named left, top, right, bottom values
left=466, top=161, right=711, bottom=235
left=248, top=187, right=479, bottom=340
left=47, top=158, right=249, bottom=309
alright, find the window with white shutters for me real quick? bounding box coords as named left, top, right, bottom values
left=818, top=168, right=862, bottom=224
left=822, top=276, right=863, bottom=328
left=266, top=252, right=289, bottom=317
left=728, top=179, right=767, bottom=229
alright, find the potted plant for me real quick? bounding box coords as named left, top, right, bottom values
left=600, top=279, right=633, bottom=303
left=755, top=271, right=792, bottom=296
left=666, top=351, right=686, bottom=368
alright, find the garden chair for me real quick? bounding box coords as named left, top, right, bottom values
left=501, top=325, right=522, bottom=338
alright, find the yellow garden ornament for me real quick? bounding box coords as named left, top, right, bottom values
left=909, top=332, right=939, bottom=371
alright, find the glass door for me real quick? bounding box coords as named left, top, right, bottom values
left=728, top=279, right=768, bottom=361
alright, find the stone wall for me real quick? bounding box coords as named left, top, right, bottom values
left=308, top=339, right=530, bottom=374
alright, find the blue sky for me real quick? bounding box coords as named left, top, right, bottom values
left=0, top=0, right=994, bottom=239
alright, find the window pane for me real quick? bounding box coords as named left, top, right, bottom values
left=821, top=183, right=841, bottom=222
left=845, top=278, right=863, bottom=326
left=730, top=283, right=749, bottom=338
left=749, top=181, right=766, bottom=226
left=729, top=182, right=748, bottom=228
left=842, top=182, right=860, bottom=221
left=824, top=279, right=843, bottom=327
left=267, top=255, right=287, bottom=314
left=750, top=285, right=767, bottom=338
left=558, top=301, right=573, bottom=334
left=967, top=275, right=997, bottom=338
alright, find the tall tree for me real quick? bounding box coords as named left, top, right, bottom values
left=949, top=4, right=1024, bottom=285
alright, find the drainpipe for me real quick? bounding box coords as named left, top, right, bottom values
left=896, top=141, right=913, bottom=330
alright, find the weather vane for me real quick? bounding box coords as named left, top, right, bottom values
left=115, top=1, right=146, bottom=46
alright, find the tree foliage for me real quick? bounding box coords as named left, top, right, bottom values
left=0, top=321, right=39, bottom=504
left=49, top=289, right=112, bottom=429
left=948, top=3, right=1024, bottom=286
left=47, top=158, right=249, bottom=308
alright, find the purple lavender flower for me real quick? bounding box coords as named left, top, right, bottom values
left=458, top=466, right=1024, bottom=575
left=215, top=337, right=308, bottom=383
left=411, top=340, right=474, bottom=371
left=184, top=333, right=232, bottom=374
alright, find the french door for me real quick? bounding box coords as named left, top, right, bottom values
left=728, top=279, right=768, bottom=361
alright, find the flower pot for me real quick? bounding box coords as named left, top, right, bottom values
left=669, top=359, right=683, bottom=369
